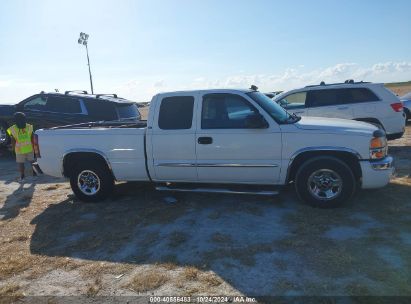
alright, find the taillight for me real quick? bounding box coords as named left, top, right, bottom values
left=390, top=102, right=403, bottom=112
left=33, top=134, right=41, bottom=157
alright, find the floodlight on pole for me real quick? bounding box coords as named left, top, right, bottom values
left=77, top=32, right=94, bottom=94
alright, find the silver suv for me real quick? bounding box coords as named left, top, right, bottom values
left=273, top=80, right=406, bottom=140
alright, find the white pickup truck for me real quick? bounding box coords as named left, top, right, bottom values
left=36, top=88, right=394, bottom=208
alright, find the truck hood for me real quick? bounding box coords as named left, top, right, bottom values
left=295, top=116, right=377, bottom=135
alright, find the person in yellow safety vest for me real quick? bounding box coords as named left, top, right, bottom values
left=7, top=112, right=37, bottom=182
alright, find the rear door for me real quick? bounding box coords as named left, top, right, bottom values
left=195, top=92, right=281, bottom=184
left=306, top=88, right=353, bottom=119
left=343, top=87, right=381, bottom=118
left=150, top=93, right=198, bottom=182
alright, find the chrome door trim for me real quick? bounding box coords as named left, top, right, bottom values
left=155, top=163, right=278, bottom=168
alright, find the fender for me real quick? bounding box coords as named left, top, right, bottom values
left=286, top=146, right=362, bottom=182
left=61, top=148, right=114, bottom=178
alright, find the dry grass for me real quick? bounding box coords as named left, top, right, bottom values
left=79, top=262, right=134, bottom=280
left=126, top=270, right=169, bottom=293
left=44, top=184, right=60, bottom=191
left=156, top=262, right=178, bottom=271
left=86, top=278, right=102, bottom=296
left=199, top=273, right=222, bottom=287
left=0, top=283, right=23, bottom=303
left=0, top=254, right=33, bottom=280
left=181, top=266, right=199, bottom=280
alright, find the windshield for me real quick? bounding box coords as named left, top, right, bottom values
left=247, top=91, right=295, bottom=124
left=116, top=103, right=140, bottom=119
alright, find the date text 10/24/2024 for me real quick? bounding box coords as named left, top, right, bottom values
left=149, top=296, right=257, bottom=303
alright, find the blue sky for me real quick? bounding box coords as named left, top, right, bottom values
left=1, top=0, right=411, bottom=103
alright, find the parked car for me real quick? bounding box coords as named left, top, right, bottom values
left=35, top=87, right=393, bottom=208
left=400, top=92, right=411, bottom=121
left=273, top=80, right=406, bottom=140
left=0, top=91, right=141, bottom=147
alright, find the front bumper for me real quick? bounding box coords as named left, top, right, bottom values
left=360, top=156, right=394, bottom=189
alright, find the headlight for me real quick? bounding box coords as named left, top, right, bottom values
left=370, top=136, right=387, bottom=159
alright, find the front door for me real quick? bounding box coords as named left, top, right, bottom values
left=195, top=92, right=282, bottom=184
left=276, top=91, right=308, bottom=116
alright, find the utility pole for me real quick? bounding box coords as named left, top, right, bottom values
left=78, top=32, right=94, bottom=94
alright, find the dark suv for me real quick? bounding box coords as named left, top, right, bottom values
left=0, top=91, right=141, bottom=146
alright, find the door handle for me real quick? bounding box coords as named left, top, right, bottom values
left=337, top=106, right=349, bottom=110
left=294, top=111, right=304, bottom=114
left=198, top=137, right=213, bottom=144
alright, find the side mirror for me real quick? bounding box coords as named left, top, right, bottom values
left=245, top=113, right=269, bottom=129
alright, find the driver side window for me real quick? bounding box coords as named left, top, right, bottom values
left=278, top=92, right=307, bottom=109
left=23, top=96, right=47, bottom=110
left=201, top=94, right=258, bottom=129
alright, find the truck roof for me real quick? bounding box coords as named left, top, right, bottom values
left=155, top=88, right=255, bottom=96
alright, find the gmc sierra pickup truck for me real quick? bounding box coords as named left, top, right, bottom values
left=35, top=88, right=394, bottom=208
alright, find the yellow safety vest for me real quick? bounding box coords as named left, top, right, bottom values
left=7, top=124, right=34, bottom=154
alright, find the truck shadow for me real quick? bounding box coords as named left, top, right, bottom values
left=29, top=180, right=411, bottom=295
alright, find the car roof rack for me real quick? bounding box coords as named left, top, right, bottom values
left=250, top=85, right=258, bottom=91
left=305, top=80, right=370, bottom=88
left=65, top=90, right=88, bottom=95
left=96, top=94, right=118, bottom=98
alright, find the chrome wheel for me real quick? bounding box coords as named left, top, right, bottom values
left=77, top=170, right=100, bottom=196
left=307, top=169, right=342, bottom=201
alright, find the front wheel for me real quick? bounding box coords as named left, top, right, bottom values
left=70, top=161, right=114, bottom=202
left=295, top=156, right=356, bottom=208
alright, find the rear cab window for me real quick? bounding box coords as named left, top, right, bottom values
left=158, top=96, right=194, bottom=130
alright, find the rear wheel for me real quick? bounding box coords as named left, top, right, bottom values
left=295, top=156, right=356, bottom=208
left=70, top=161, right=114, bottom=202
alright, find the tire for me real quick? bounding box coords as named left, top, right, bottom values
left=69, top=160, right=114, bottom=202
left=405, top=108, right=411, bottom=121
left=0, top=122, right=10, bottom=147
left=295, top=156, right=356, bottom=208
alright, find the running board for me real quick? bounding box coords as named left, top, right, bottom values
left=155, top=186, right=279, bottom=196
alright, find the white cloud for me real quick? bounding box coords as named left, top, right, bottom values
left=1, top=61, right=411, bottom=104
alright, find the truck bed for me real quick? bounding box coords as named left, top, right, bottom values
left=36, top=123, right=149, bottom=182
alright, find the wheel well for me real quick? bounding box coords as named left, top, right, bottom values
left=354, top=118, right=384, bottom=129
left=63, top=152, right=114, bottom=179
left=287, top=150, right=361, bottom=183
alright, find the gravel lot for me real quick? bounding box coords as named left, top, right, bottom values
left=0, top=123, right=410, bottom=299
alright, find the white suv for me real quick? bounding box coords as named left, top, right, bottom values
left=273, top=81, right=406, bottom=140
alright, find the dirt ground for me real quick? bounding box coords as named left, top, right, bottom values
left=0, top=124, right=410, bottom=300
left=385, top=82, right=411, bottom=97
